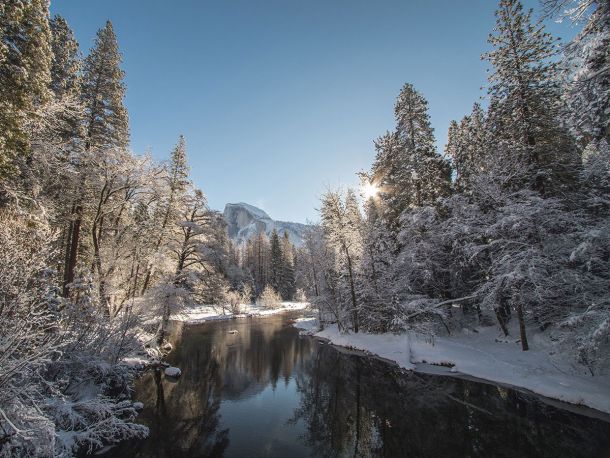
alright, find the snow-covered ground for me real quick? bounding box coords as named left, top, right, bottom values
left=177, top=302, right=309, bottom=324
left=294, top=318, right=610, bottom=415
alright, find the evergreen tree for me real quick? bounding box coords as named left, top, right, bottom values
left=560, top=0, right=610, bottom=145
left=81, top=20, right=129, bottom=151
left=370, top=131, right=403, bottom=232
left=394, top=83, right=452, bottom=207
left=445, top=119, right=462, bottom=176
left=49, top=15, right=80, bottom=99
left=46, top=15, right=83, bottom=148
left=371, top=84, right=451, bottom=232
left=446, top=103, right=488, bottom=194
left=63, top=21, right=128, bottom=296
left=269, top=229, right=283, bottom=293
left=249, top=231, right=270, bottom=295
left=359, top=199, right=397, bottom=332
left=280, top=231, right=296, bottom=300
left=0, top=0, right=52, bottom=181
left=484, top=0, right=579, bottom=194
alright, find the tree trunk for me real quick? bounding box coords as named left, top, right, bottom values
left=157, top=299, right=171, bottom=346
left=494, top=307, right=510, bottom=337
left=62, top=210, right=74, bottom=295
left=344, top=247, right=359, bottom=333
left=354, top=363, right=361, bottom=457
left=92, top=187, right=110, bottom=313
left=515, top=302, right=529, bottom=351
left=63, top=205, right=82, bottom=297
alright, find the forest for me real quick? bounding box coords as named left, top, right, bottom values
left=297, top=0, right=609, bottom=369
left=0, top=0, right=608, bottom=456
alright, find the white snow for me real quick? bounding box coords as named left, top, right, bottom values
left=293, top=317, right=319, bottom=334
left=121, top=356, right=149, bottom=369
left=227, top=202, right=272, bottom=220
left=294, top=319, right=610, bottom=414
left=132, top=402, right=144, bottom=410
left=177, top=302, right=309, bottom=324
left=164, top=367, right=181, bottom=378
left=223, top=202, right=310, bottom=246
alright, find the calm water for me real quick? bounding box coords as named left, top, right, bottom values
left=109, top=313, right=610, bottom=458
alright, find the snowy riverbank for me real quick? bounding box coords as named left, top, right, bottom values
left=177, top=302, right=310, bottom=324
left=294, top=318, right=610, bottom=415
left=122, top=302, right=309, bottom=369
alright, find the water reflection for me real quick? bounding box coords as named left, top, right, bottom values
left=111, top=314, right=313, bottom=457
left=292, top=345, right=610, bottom=457
left=109, top=314, right=610, bottom=458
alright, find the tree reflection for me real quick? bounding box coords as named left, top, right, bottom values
left=108, top=316, right=609, bottom=458
left=117, top=326, right=229, bottom=457
left=291, top=344, right=610, bottom=458
left=109, top=314, right=315, bottom=457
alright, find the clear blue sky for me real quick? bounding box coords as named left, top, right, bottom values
left=50, top=0, right=576, bottom=223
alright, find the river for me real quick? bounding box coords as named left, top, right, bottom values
left=108, top=312, right=610, bottom=457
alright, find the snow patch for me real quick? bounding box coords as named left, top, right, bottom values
left=176, top=302, right=309, bottom=324
left=132, top=402, right=144, bottom=411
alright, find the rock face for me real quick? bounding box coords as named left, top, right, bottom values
left=223, top=202, right=309, bottom=247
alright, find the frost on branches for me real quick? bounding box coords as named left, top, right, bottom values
left=0, top=4, right=244, bottom=455
left=0, top=212, right=148, bottom=455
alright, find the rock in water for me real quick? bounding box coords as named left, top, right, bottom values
left=164, top=366, right=181, bottom=378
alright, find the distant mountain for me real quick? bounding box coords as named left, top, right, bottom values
left=223, top=202, right=310, bottom=247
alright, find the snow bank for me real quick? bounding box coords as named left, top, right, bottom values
left=294, top=320, right=610, bottom=415
left=177, top=302, right=309, bottom=324
left=293, top=317, right=319, bottom=334
left=327, top=329, right=415, bottom=370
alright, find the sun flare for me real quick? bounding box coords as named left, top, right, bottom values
left=362, top=182, right=379, bottom=200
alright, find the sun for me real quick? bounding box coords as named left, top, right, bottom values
left=361, top=181, right=379, bottom=200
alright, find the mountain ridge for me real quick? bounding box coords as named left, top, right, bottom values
left=223, top=202, right=310, bottom=247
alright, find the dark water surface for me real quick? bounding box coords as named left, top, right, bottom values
left=109, top=313, right=610, bottom=458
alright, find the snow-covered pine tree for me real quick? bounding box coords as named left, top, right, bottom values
left=484, top=0, right=579, bottom=195
left=370, top=131, right=403, bottom=233
left=81, top=20, right=129, bottom=151
left=0, top=0, right=52, bottom=183
left=269, top=228, right=283, bottom=294
left=63, top=21, right=130, bottom=297
left=250, top=231, right=270, bottom=295
left=359, top=199, right=397, bottom=332
left=581, top=138, right=610, bottom=211
left=45, top=15, right=84, bottom=148
left=280, top=230, right=296, bottom=300
left=49, top=15, right=80, bottom=99
left=446, top=103, right=488, bottom=194
left=559, top=0, right=610, bottom=146
left=371, top=84, right=450, bottom=233
left=394, top=84, right=452, bottom=207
